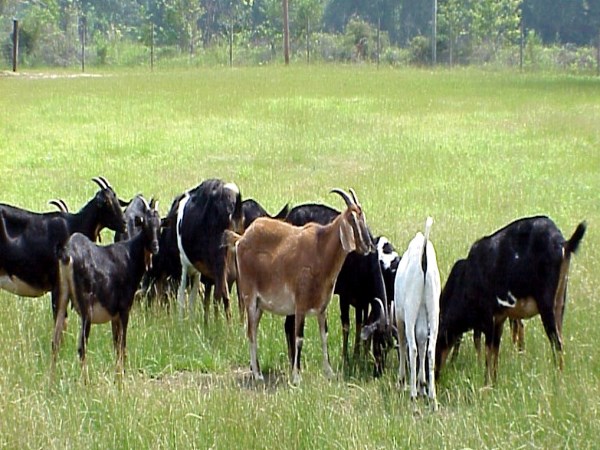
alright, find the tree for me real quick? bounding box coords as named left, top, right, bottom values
left=438, top=0, right=470, bottom=65
left=470, top=0, right=521, bottom=52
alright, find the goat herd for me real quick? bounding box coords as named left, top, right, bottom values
left=0, top=176, right=587, bottom=411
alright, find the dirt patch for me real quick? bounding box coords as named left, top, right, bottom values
left=139, top=367, right=291, bottom=392
left=0, top=70, right=106, bottom=79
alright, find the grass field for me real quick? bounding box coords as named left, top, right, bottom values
left=0, top=66, right=599, bottom=449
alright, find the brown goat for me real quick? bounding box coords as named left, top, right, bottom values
left=225, top=188, right=374, bottom=384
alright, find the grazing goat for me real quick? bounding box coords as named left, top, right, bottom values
left=285, top=203, right=390, bottom=376
left=52, top=198, right=161, bottom=375
left=0, top=177, right=125, bottom=320
left=436, top=216, right=587, bottom=385
left=226, top=189, right=374, bottom=384
left=394, top=217, right=441, bottom=410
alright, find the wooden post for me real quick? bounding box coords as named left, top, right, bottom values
left=377, top=17, right=381, bottom=68
left=80, top=15, right=86, bottom=73
left=432, top=0, right=437, bottom=65
left=306, top=17, right=310, bottom=64
left=597, top=28, right=600, bottom=76
left=519, top=19, right=524, bottom=72
left=12, top=19, right=18, bottom=72
left=282, top=0, right=290, bottom=65
left=229, top=21, right=233, bottom=67
left=150, top=23, right=154, bottom=71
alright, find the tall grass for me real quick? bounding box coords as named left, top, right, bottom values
left=0, top=66, right=598, bottom=448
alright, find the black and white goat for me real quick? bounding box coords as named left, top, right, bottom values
left=52, top=198, right=161, bottom=375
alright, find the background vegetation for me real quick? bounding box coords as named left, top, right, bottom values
left=1, top=0, right=599, bottom=71
left=0, top=66, right=598, bottom=448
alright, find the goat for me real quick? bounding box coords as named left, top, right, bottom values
left=52, top=198, right=161, bottom=375
left=143, top=196, right=287, bottom=312
left=436, top=216, right=587, bottom=384
left=394, top=217, right=441, bottom=411
left=225, top=188, right=374, bottom=384
left=0, top=177, right=126, bottom=320
left=285, top=203, right=391, bottom=376
left=200, top=198, right=290, bottom=319
left=175, top=179, right=243, bottom=323
left=114, top=194, right=150, bottom=242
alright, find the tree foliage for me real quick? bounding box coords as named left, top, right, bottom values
left=1, top=0, right=598, bottom=66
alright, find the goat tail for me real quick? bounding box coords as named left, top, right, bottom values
left=565, top=221, right=587, bottom=255
left=423, top=216, right=434, bottom=243
left=222, top=230, right=244, bottom=320
left=222, top=230, right=242, bottom=251
left=420, top=217, right=434, bottom=279
left=553, top=221, right=587, bottom=352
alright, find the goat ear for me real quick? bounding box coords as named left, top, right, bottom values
left=119, top=198, right=131, bottom=208
left=339, top=219, right=356, bottom=252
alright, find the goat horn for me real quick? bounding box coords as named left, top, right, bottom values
left=349, top=188, right=361, bottom=208
left=98, top=176, right=113, bottom=190
left=91, top=177, right=109, bottom=190
left=330, top=188, right=354, bottom=208
left=48, top=199, right=69, bottom=213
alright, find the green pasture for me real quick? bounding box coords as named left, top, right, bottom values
left=0, top=66, right=598, bottom=449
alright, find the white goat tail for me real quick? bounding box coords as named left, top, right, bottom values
left=424, top=216, right=433, bottom=242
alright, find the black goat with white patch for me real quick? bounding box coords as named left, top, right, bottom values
left=285, top=203, right=390, bottom=376
left=0, top=177, right=125, bottom=320
left=175, top=179, right=243, bottom=322
left=143, top=195, right=287, bottom=313
left=436, top=216, right=586, bottom=384
left=52, top=198, right=161, bottom=374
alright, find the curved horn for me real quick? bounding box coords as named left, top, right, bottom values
left=98, top=176, right=113, bottom=190
left=48, top=199, right=69, bottom=213
left=91, top=177, right=109, bottom=190
left=330, top=188, right=354, bottom=208
left=349, top=188, right=361, bottom=208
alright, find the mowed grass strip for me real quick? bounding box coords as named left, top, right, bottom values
left=0, top=66, right=598, bottom=449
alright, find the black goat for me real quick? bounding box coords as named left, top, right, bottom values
left=52, top=198, right=161, bottom=375
left=436, top=216, right=586, bottom=384
left=0, top=177, right=126, bottom=320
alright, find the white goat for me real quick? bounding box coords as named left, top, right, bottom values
left=394, top=217, right=441, bottom=410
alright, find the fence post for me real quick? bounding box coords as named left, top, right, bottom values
left=12, top=19, right=19, bottom=72
left=306, top=17, right=310, bottom=65
left=80, top=15, right=86, bottom=73
left=151, top=22, right=154, bottom=72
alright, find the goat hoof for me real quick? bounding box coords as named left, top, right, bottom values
left=253, top=372, right=264, bottom=382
